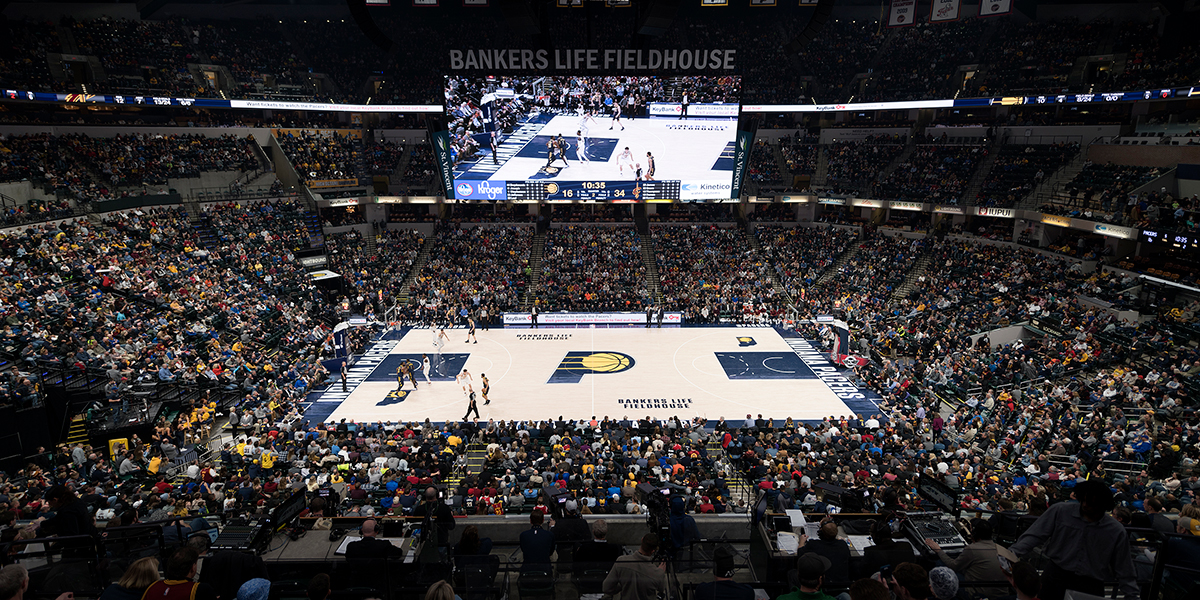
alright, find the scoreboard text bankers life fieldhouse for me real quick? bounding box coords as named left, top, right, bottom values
left=505, top=180, right=682, bottom=201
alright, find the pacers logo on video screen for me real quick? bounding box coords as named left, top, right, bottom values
left=737, top=336, right=756, bottom=347
left=548, top=351, right=635, bottom=383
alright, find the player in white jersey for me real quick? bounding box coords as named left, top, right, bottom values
left=432, top=326, right=449, bottom=375
left=456, top=369, right=474, bottom=396
left=576, top=130, right=589, bottom=164
left=421, top=353, right=433, bottom=385
left=617, top=146, right=635, bottom=177
left=578, top=111, right=598, bottom=136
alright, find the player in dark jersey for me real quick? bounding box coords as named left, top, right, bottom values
left=480, top=373, right=491, bottom=405
left=465, top=317, right=477, bottom=344
left=608, top=102, right=625, bottom=131
left=645, top=152, right=656, bottom=181
left=553, top=135, right=570, bottom=169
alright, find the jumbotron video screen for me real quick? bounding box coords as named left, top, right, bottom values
left=444, top=75, right=740, bottom=201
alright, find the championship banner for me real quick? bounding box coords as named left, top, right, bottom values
left=888, top=0, right=918, bottom=27
left=978, top=0, right=1012, bottom=17
left=930, top=0, right=961, bottom=22
left=502, top=312, right=683, bottom=325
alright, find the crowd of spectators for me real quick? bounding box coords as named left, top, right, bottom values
left=402, top=144, right=435, bottom=188
left=326, top=228, right=424, bottom=309
left=874, top=144, right=987, bottom=205
left=748, top=140, right=783, bottom=185
left=780, top=136, right=818, bottom=178
left=408, top=225, right=531, bottom=318
left=365, top=141, right=404, bottom=177
left=970, top=19, right=1109, bottom=96
left=975, top=143, right=1079, bottom=207
left=825, top=137, right=906, bottom=192
left=654, top=225, right=781, bottom=323
left=649, top=204, right=735, bottom=223
left=276, top=130, right=361, bottom=182
left=191, top=19, right=306, bottom=97
left=757, top=225, right=856, bottom=302
left=537, top=226, right=648, bottom=312
left=863, top=19, right=985, bottom=102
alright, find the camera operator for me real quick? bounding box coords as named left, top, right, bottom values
left=414, top=487, right=456, bottom=549
left=669, top=496, right=702, bottom=564
left=551, top=499, right=590, bottom=572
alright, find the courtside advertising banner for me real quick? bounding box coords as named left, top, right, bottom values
left=888, top=0, right=918, bottom=26
left=978, top=0, right=1013, bottom=17
left=431, top=131, right=456, bottom=199
left=503, top=312, right=683, bottom=325
left=646, top=102, right=740, bottom=118
left=930, top=0, right=961, bottom=22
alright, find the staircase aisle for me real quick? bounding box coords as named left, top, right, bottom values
left=397, top=235, right=437, bottom=304
left=1019, top=151, right=1089, bottom=209
left=746, top=226, right=792, bottom=306
left=813, top=147, right=830, bottom=187
left=890, top=246, right=934, bottom=301
left=639, top=232, right=663, bottom=304
left=522, top=232, right=547, bottom=309
left=960, top=138, right=1003, bottom=205
left=816, top=246, right=860, bottom=287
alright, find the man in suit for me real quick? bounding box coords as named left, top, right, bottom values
left=345, top=519, right=400, bottom=559
left=519, top=510, right=555, bottom=574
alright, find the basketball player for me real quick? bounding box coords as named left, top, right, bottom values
left=433, top=326, right=449, bottom=375
left=463, top=390, right=480, bottom=421
left=545, top=137, right=557, bottom=170
left=465, top=317, right=477, bottom=344
left=553, top=135, right=570, bottom=169
left=679, top=92, right=689, bottom=120
left=421, top=353, right=433, bottom=385
left=608, top=102, right=624, bottom=131
left=617, top=147, right=635, bottom=177
left=645, top=152, right=656, bottom=181
left=456, top=369, right=474, bottom=396
left=578, top=111, right=598, bottom=137
left=489, top=132, right=499, bottom=165
left=635, top=162, right=644, bottom=181
left=480, top=373, right=490, bottom=405
left=576, top=130, right=589, bottom=164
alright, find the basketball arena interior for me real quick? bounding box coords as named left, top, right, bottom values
left=0, top=0, right=1198, bottom=598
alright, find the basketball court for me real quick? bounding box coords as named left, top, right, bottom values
left=305, top=325, right=881, bottom=425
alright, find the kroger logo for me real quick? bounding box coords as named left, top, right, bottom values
left=475, top=181, right=505, bottom=200
left=456, top=183, right=473, bottom=196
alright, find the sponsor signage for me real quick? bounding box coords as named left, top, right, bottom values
left=448, top=49, right=736, bottom=71
left=647, top=102, right=739, bottom=118
left=730, top=129, right=754, bottom=199
left=1041, top=214, right=1072, bottom=227
left=818, top=197, right=846, bottom=205
left=853, top=199, right=884, bottom=208
left=454, top=180, right=508, bottom=201
left=890, top=201, right=924, bottom=211
left=934, top=205, right=964, bottom=214
left=502, top=312, right=683, bottom=325
left=1093, top=223, right=1135, bottom=239
left=779, top=195, right=812, bottom=203
left=299, top=255, right=328, bottom=268
left=306, top=179, right=361, bottom=189
left=326, top=197, right=364, bottom=207
left=431, top=130, right=456, bottom=200
left=975, top=207, right=1015, bottom=218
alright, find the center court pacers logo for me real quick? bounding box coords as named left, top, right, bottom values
left=548, top=351, right=635, bottom=383
left=737, top=336, right=756, bottom=347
